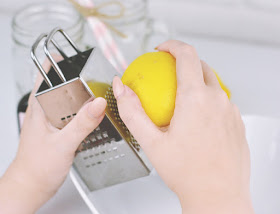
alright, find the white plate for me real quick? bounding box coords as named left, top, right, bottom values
left=244, top=115, right=280, bottom=213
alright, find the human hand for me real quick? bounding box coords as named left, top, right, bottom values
left=0, top=60, right=107, bottom=214
left=113, top=40, right=254, bottom=214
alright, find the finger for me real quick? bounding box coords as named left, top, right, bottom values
left=59, top=97, right=107, bottom=151
left=156, top=40, right=204, bottom=92
left=27, top=56, right=63, bottom=122
left=113, top=76, right=162, bottom=152
left=28, top=60, right=52, bottom=107
left=29, top=55, right=63, bottom=103
left=201, top=60, right=220, bottom=88
left=26, top=59, right=54, bottom=122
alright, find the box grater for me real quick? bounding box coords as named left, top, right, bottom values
left=31, top=27, right=152, bottom=192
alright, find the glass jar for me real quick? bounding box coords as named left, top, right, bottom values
left=91, top=0, right=170, bottom=64
left=12, top=2, right=87, bottom=129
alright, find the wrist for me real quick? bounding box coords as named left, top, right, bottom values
left=0, top=160, right=50, bottom=214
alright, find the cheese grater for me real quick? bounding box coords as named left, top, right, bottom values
left=31, top=27, right=151, bottom=192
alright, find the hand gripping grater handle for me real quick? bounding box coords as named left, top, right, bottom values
left=31, top=27, right=151, bottom=191
left=31, top=29, right=93, bottom=129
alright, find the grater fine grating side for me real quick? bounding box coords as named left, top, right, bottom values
left=31, top=28, right=151, bottom=191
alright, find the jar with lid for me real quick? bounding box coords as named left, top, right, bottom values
left=11, top=2, right=88, bottom=129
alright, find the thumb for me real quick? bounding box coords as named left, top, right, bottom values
left=113, top=76, right=162, bottom=151
left=59, top=97, right=107, bottom=151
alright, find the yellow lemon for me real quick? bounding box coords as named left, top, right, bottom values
left=122, top=52, right=176, bottom=127
left=121, top=52, right=231, bottom=127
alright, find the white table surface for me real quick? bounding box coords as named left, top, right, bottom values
left=1, top=8, right=280, bottom=213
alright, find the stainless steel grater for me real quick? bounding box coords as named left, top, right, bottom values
left=31, top=27, right=151, bottom=192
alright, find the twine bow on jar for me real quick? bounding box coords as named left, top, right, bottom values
left=69, top=0, right=127, bottom=38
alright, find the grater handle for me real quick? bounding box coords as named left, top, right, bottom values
left=44, top=27, right=83, bottom=83
left=31, top=33, right=53, bottom=88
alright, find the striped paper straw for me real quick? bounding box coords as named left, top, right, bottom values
left=76, top=0, right=128, bottom=74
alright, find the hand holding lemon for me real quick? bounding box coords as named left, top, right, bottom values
left=121, top=51, right=231, bottom=127
left=113, top=40, right=253, bottom=214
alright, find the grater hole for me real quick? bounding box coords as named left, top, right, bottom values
left=101, top=151, right=105, bottom=154
left=96, top=134, right=102, bottom=140
left=61, top=117, right=66, bottom=121
left=102, top=131, right=108, bottom=138
left=90, top=136, right=96, bottom=142
left=86, top=165, right=90, bottom=168
left=83, top=156, right=88, bottom=160
left=97, top=161, right=102, bottom=165
left=67, top=115, right=71, bottom=119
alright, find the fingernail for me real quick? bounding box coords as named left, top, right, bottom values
left=113, top=76, right=125, bottom=99
left=87, top=97, right=107, bottom=119
left=155, top=43, right=163, bottom=50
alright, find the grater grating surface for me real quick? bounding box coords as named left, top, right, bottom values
left=31, top=28, right=151, bottom=192
left=74, top=86, right=150, bottom=190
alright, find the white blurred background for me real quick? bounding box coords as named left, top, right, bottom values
left=1, top=0, right=280, bottom=213
left=2, top=0, right=280, bottom=45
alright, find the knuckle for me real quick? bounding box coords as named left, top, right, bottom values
left=213, top=89, right=230, bottom=107
left=117, top=93, right=141, bottom=126
left=177, top=44, right=197, bottom=56
left=75, top=116, right=95, bottom=134
left=168, top=40, right=185, bottom=49
left=75, top=123, right=91, bottom=134
left=187, top=88, right=208, bottom=106
left=232, top=103, right=241, bottom=115
left=220, top=90, right=230, bottom=100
